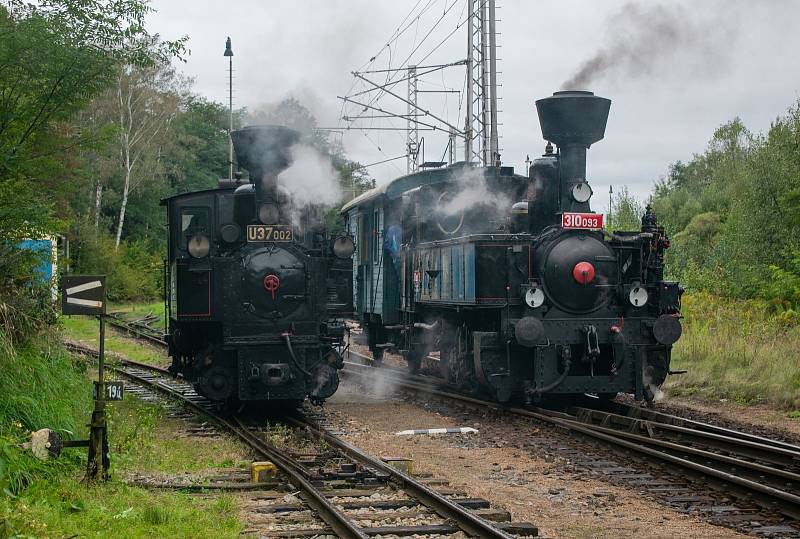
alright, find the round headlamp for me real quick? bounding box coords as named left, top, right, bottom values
left=524, top=286, right=545, bottom=308
left=332, top=235, right=355, bottom=258
left=628, top=284, right=648, bottom=307
left=188, top=234, right=210, bottom=258
left=571, top=182, right=593, bottom=203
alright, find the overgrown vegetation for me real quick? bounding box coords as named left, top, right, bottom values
left=666, top=292, right=800, bottom=408
left=650, top=110, right=800, bottom=310
left=609, top=99, right=800, bottom=407
left=0, top=323, right=246, bottom=537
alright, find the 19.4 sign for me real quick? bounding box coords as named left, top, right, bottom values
left=246, top=224, right=293, bottom=242
left=562, top=212, right=603, bottom=230
left=93, top=381, right=124, bottom=401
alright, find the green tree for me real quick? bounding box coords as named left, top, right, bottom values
left=607, top=186, right=644, bottom=231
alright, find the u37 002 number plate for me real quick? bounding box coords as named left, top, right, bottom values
left=246, top=225, right=293, bottom=242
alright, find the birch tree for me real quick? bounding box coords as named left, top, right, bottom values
left=112, top=63, right=182, bottom=248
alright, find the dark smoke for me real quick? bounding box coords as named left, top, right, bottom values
left=561, top=2, right=739, bottom=90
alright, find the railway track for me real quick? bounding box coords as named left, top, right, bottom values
left=64, top=341, right=539, bottom=538
left=105, top=311, right=167, bottom=347
left=96, top=315, right=800, bottom=534
left=344, top=348, right=800, bottom=537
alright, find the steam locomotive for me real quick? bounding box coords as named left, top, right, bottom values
left=163, top=125, right=353, bottom=405
left=343, top=91, right=682, bottom=404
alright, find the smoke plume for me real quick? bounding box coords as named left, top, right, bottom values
left=561, top=2, right=739, bottom=90
left=277, top=144, right=341, bottom=207
left=436, top=168, right=511, bottom=217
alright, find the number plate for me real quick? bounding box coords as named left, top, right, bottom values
left=246, top=225, right=293, bottom=243
left=562, top=212, right=603, bottom=230
left=93, top=381, right=124, bottom=401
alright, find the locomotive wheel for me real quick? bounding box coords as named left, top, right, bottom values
left=197, top=366, right=236, bottom=402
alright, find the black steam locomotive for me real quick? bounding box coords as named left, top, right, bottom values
left=343, top=91, right=682, bottom=404
left=163, top=125, right=353, bottom=405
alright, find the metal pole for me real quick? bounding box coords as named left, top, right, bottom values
left=487, top=0, right=499, bottom=166
left=480, top=0, right=489, bottom=166
left=449, top=128, right=456, bottom=165
left=229, top=55, right=233, bottom=181
left=464, top=0, right=474, bottom=162
left=225, top=37, right=234, bottom=181
left=87, top=312, right=109, bottom=481
left=98, top=315, right=105, bottom=390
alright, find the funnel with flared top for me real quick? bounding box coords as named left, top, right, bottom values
left=535, top=90, right=611, bottom=149
left=534, top=90, right=611, bottom=213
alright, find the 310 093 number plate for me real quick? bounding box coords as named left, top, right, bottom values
left=246, top=225, right=293, bottom=242
left=562, top=212, right=603, bottom=230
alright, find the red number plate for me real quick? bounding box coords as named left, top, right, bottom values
left=562, top=212, right=603, bottom=230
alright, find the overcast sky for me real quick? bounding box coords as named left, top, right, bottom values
left=147, top=0, right=800, bottom=213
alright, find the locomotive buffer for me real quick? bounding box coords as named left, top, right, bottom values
left=61, top=275, right=121, bottom=481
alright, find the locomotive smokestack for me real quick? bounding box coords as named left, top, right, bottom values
left=231, top=125, right=300, bottom=205
left=535, top=91, right=610, bottom=212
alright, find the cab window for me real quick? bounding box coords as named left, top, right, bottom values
left=180, top=207, right=211, bottom=249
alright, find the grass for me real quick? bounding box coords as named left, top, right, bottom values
left=110, top=300, right=165, bottom=321
left=1, top=300, right=248, bottom=537
left=665, top=291, right=800, bottom=409
left=1, top=354, right=247, bottom=538
left=109, top=398, right=251, bottom=475
left=60, top=315, right=169, bottom=367
left=1, top=479, right=242, bottom=538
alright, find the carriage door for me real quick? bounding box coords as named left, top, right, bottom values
left=356, top=212, right=368, bottom=314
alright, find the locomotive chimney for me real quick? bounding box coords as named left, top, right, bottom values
left=535, top=91, right=610, bottom=212
left=231, top=125, right=300, bottom=207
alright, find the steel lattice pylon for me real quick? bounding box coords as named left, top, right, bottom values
left=464, top=0, right=499, bottom=166
left=407, top=66, right=419, bottom=174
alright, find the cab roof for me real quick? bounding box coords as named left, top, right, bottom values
left=340, top=163, right=522, bottom=214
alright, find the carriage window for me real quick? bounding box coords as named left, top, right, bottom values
left=180, top=207, right=211, bottom=249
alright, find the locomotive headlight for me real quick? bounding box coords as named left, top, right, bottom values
left=628, top=284, right=649, bottom=307
left=188, top=234, right=210, bottom=258
left=332, top=235, right=355, bottom=258
left=524, top=286, right=545, bottom=308
left=258, top=202, right=280, bottom=224
left=571, top=182, right=593, bottom=203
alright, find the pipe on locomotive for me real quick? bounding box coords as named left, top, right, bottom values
left=534, top=91, right=611, bottom=213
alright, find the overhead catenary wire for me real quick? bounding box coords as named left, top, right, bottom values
left=338, top=0, right=499, bottom=178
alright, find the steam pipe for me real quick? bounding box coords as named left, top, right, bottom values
left=527, top=350, right=572, bottom=397
left=283, top=333, right=312, bottom=378
left=413, top=321, right=439, bottom=331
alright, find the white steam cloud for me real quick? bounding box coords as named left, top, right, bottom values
left=277, top=144, right=341, bottom=207
left=437, top=168, right=512, bottom=216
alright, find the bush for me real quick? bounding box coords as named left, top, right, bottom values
left=69, top=225, right=162, bottom=301
left=668, top=292, right=800, bottom=407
